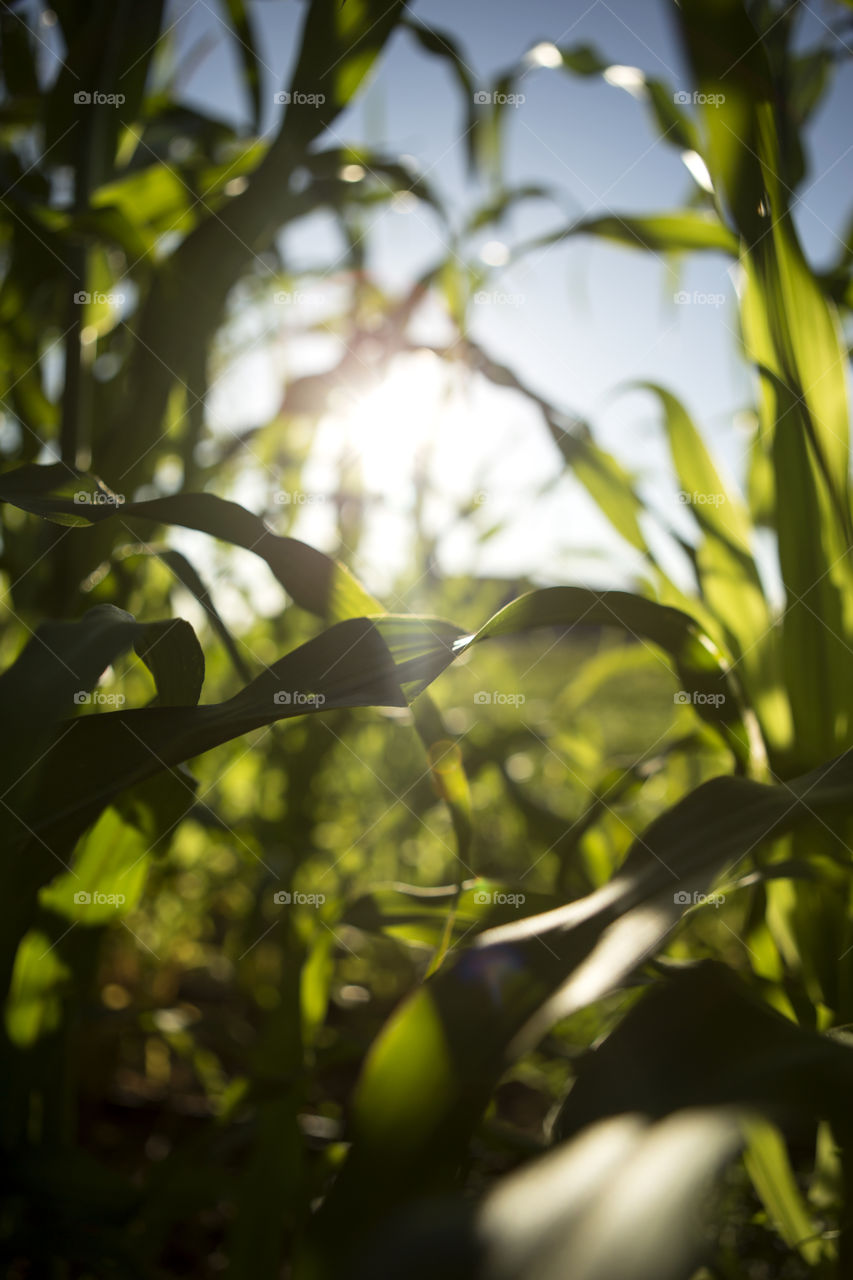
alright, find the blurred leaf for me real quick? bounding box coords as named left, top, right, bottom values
left=475, top=1109, right=743, bottom=1280
left=351, top=1109, right=745, bottom=1280
left=19, top=615, right=462, bottom=861
left=346, top=878, right=556, bottom=949
left=679, top=0, right=850, bottom=515
left=744, top=1118, right=825, bottom=1266
left=459, top=585, right=756, bottom=767
left=0, top=12, right=39, bottom=98
left=0, top=469, right=381, bottom=621
left=402, top=18, right=479, bottom=176
left=221, top=0, right=263, bottom=130
left=155, top=546, right=252, bottom=682
left=317, top=751, right=853, bottom=1250
left=463, top=184, right=557, bottom=235
left=633, top=383, right=784, bottom=752
left=38, top=804, right=152, bottom=926
left=282, top=0, right=407, bottom=152
left=5, top=930, right=70, bottom=1049
left=552, top=43, right=702, bottom=157
left=527, top=210, right=737, bottom=256
left=555, top=960, right=853, bottom=1138
left=0, top=603, right=203, bottom=988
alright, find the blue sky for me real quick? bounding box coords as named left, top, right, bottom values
left=165, top=0, right=853, bottom=597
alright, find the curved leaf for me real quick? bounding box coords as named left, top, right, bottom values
left=314, top=750, right=853, bottom=1252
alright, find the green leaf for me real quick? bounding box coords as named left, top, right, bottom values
left=315, top=751, right=853, bottom=1249
left=282, top=0, right=407, bottom=152
left=459, top=585, right=756, bottom=767
left=526, top=210, right=738, bottom=256
left=678, top=0, right=853, bottom=767
left=349, top=1109, right=745, bottom=1280
left=463, top=184, right=557, bottom=236
left=0, top=604, right=201, bottom=990
left=221, top=0, right=263, bottom=130
left=345, top=878, right=556, bottom=950
left=155, top=546, right=252, bottom=682
left=19, top=615, right=463, bottom=863
left=633, top=383, right=784, bottom=755
left=402, top=19, right=479, bottom=177
left=476, top=1109, right=744, bottom=1280
left=38, top=805, right=152, bottom=926
left=0, top=603, right=181, bottom=809
left=744, top=1118, right=825, bottom=1266
left=133, top=617, right=205, bottom=707
left=5, top=930, right=71, bottom=1049
left=550, top=44, right=702, bottom=158
left=555, top=960, right=853, bottom=1138
left=0, top=470, right=381, bottom=621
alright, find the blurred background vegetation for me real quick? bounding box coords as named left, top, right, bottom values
left=2, top=1, right=853, bottom=1277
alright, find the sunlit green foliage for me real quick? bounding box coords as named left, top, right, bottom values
left=1, top=2, right=852, bottom=1278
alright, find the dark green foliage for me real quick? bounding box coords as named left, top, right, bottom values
left=0, top=2, right=852, bottom=1278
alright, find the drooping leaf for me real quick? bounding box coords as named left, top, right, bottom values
left=525, top=210, right=737, bottom=256
left=554, top=960, right=853, bottom=1138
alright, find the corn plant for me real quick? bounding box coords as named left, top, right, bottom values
left=1, top=1, right=853, bottom=1277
